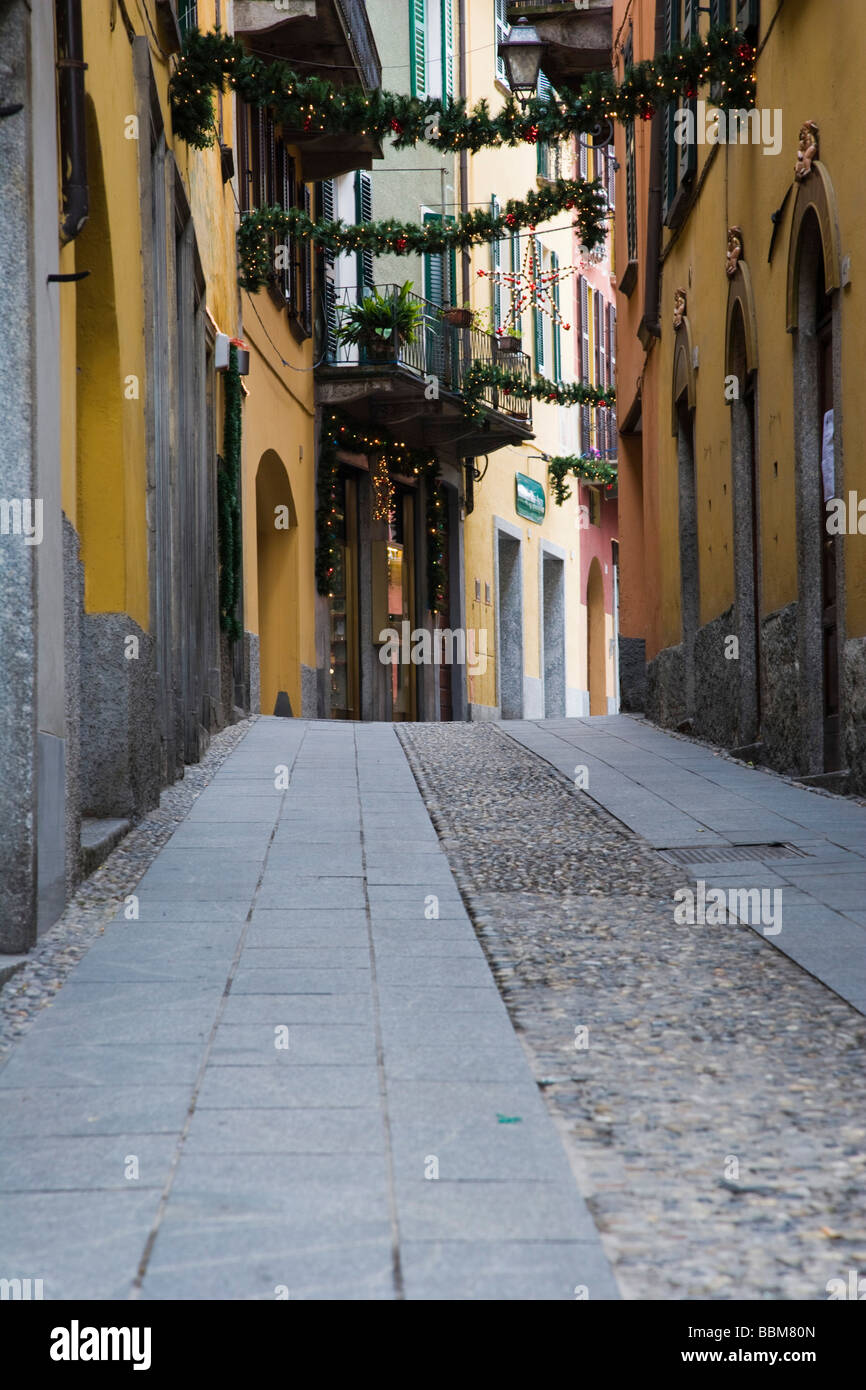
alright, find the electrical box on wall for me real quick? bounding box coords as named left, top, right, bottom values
left=215, top=333, right=250, bottom=375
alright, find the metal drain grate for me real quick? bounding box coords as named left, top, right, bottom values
left=658, top=842, right=808, bottom=866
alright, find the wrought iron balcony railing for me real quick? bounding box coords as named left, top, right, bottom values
left=334, top=0, right=382, bottom=92
left=319, top=284, right=534, bottom=428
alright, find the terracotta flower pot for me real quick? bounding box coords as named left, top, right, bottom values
left=440, top=307, right=473, bottom=328
left=495, top=335, right=522, bottom=355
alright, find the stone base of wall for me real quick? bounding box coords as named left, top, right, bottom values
left=843, top=635, right=866, bottom=794
left=760, top=602, right=801, bottom=776
left=468, top=702, right=500, bottom=722
left=618, top=635, right=646, bottom=712
left=246, top=631, right=261, bottom=716
left=80, top=614, right=160, bottom=819
left=63, top=517, right=82, bottom=895
left=693, top=606, right=739, bottom=746
left=646, top=643, right=687, bottom=729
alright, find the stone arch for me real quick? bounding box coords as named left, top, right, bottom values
left=726, top=262, right=761, bottom=746
left=586, top=557, right=606, bottom=717
left=786, top=162, right=842, bottom=333
left=672, top=315, right=699, bottom=720
left=789, top=194, right=845, bottom=775
left=256, top=451, right=299, bottom=716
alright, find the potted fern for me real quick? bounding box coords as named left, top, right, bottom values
left=336, top=282, right=424, bottom=361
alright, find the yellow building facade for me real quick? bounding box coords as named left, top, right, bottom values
left=614, top=0, right=866, bottom=790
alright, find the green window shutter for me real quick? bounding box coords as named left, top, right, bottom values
left=491, top=196, right=502, bottom=329
left=511, top=230, right=522, bottom=336
left=355, top=170, right=374, bottom=291
left=551, top=250, right=561, bottom=383
left=533, top=238, right=545, bottom=373
left=537, top=72, right=552, bottom=178
left=442, top=0, right=455, bottom=102
left=410, top=0, right=427, bottom=99
left=423, top=211, right=444, bottom=306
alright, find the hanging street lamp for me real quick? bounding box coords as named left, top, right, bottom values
left=498, top=18, right=545, bottom=109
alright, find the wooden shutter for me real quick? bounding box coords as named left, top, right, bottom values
left=578, top=276, right=590, bottom=449
left=510, top=230, right=522, bottom=336
left=679, top=1, right=698, bottom=184
left=355, top=170, right=374, bottom=291
left=423, top=211, right=444, bottom=305
left=533, top=238, right=544, bottom=374
left=495, top=0, right=508, bottom=83
left=662, top=0, right=679, bottom=218
left=537, top=72, right=552, bottom=178
left=410, top=0, right=427, bottom=98
left=320, top=179, right=338, bottom=359
left=303, top=184, right=313, bottom=334
left=442, top=0, right=454, bottom=101
left=551, top=249, right=561, bottom=383
left=491, top=195, right=502, bottom=329
left=607, top=302, right=617, bottom=457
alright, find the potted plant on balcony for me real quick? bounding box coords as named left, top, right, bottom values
left=336, top=282, right=424, bottom=362
left=494, top=327, right=523, bottom=355
left=440, top=302, right=476, bottom=329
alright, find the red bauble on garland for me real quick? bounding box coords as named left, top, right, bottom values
left=394, top=235, right=408, bottom=252
left=523, top=125, right=539, bottom=144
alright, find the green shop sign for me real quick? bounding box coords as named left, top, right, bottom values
left=515, top=472, right=546, bottom=524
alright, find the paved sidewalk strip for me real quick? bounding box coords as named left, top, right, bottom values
left=504, top=717, right=866, bottom=1013
left=0, top=718, right=617, bottom=1301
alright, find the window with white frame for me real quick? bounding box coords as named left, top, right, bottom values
left=495, top=0, right=508, bottom=83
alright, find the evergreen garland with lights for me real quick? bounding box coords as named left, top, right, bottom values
left=170, top=27, right=755, bottom=154
left=238, top=179, right=607, bottom=291
left=317, top=414, right=447, bottom=614
left=548, top=452, right=617, bottom=505
left=462, top=363, right=615, bottom=420
left=217, top=347, right=243, bottom=642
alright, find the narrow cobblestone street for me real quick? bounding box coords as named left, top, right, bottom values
left=0, top=715, right=863, bottom=1301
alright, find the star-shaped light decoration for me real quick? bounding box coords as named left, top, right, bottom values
left=477, top=226, right=574, bottom=335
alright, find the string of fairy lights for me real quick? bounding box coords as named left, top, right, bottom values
left=317, top=415, right=448, bottom=613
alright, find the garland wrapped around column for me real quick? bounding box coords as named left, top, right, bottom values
left=548, top=452, right=617, bottom=505
left=170, top=28, right=755, bottom=154
left=218, top=345, right=243, bottom=642
left=317, top=414, right=447, bottom=614
left=461, top=363, right=615, bottom=420
left=238, top=179, right=608, bottom=292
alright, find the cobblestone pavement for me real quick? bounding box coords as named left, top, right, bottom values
left=398, top=722, right=866, bottom=1301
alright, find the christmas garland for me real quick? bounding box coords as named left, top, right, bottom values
left=218, top=346, right=243, bottom=641
left=461, top=363, right=615, bottom=420
left=548, top=452, right=617, bottom=506
left=171, top=27, right=755, bottom=154
left=317, top=414, right=447, bottom=614
left=237, top=179, right=607, bottom=292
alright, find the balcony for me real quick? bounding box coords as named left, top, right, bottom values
left=316, top=286, right=535, bottom=458
left=234, top=0, right=382, bottom=179
left=506, top=1, right=613, bottom=88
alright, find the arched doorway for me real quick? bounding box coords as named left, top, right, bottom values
left=726, top=272, right=761, bottom=747
left=256, top=451, right=299, bottom=716
left=587, top=557, right=606, bottom=716
left=791, top=209, right=842, bottom=772
left=672, top=311, right=699, bottom=723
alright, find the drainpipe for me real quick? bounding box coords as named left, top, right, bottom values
left=458, top=0, right=469, bottom=307
left=56, top=0, right=89, bottom=243
left=639, top=0, right=665, bottom=342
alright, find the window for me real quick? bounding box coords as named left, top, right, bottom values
left=237, top=101, right=311, bottom=333
left=577, top=276, right=591, bottom=449
left=588, top=488, right=602, bottom=527
left=510, top=229, right=522, bottom=339
left=607, top=302, right=617, bottom=457
left=495, top=0, right=508, bottom=84
left=491, top=195, right=503, bottom=329
left=411, top=0, right=454, bottom=100
left=735, top=0, right=759, bottom=41
left=177, top=1, right=198, bottom=37
left=533, top=238, right=547, bottom=374
left=662, top=0, right=698, bottom=226
left=410, top=0, right=427, bottom=98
